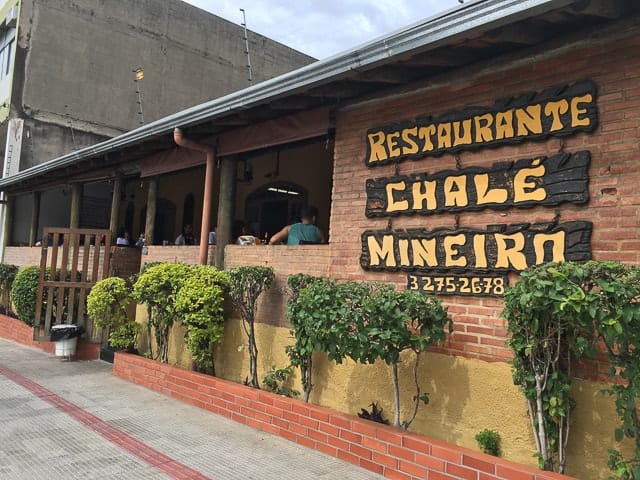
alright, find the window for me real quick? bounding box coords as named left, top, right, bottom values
left=245, top=182, right=307, bottom=238
left=0, top=24, right=15, bottom=80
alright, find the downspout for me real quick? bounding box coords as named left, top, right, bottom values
left=173, top=128, right=214, bottom=265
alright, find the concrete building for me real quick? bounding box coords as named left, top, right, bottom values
left=0, top=0, right=314, bottom=245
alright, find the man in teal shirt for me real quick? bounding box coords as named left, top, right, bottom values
left=269, top=207, right=326, bottom=245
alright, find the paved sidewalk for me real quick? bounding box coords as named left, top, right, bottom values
left=0, top=339, right=384, bottom=479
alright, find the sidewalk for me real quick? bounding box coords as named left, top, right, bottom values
left=0, top=339, right=384, bottom=479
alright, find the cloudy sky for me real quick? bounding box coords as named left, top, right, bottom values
left=182, top=0, right=464, bottom=59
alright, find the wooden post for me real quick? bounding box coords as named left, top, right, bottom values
left=29, top=191, right=41, bottom=246
left=69, top=183, right=83, bottom=229
left=109, top=175, right=123, bottom=240
left=145, top=176, right=158, bottom=245
left=3, top=195, right=14, bottom=249
left=216, top=157, right=236, bottom=269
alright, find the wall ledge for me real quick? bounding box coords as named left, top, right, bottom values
left=113, top=351, right=575, bottom=480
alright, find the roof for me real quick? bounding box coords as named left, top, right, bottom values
left=1, top=0, right=637, bottom=193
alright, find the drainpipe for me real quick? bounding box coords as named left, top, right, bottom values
left=173, top=127, right=214, bottom=265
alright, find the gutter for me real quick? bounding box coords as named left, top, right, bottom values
left=0, top=0, right=573, bottom=191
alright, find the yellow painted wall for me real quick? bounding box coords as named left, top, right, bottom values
left=209, top=319, right=629, bottom=479
left=133, top=302, right=631, bottom=479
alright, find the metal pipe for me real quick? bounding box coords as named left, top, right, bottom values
left=173, top=128, right=215, bottom=265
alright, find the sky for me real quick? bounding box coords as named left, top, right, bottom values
left=181, top=1, right=464, bottom=60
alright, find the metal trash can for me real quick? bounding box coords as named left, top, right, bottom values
left=50, top=324, right=84, bottom=357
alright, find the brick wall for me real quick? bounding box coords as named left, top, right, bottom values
left=3, top=246, right=41, bottom=267
left=141, top=245, right=215, bottom=267
left=0, top=313, right=100, bottom=360
left=114, top=351, right=574, bottom=480
left=325, top=20, right=640, bottom=368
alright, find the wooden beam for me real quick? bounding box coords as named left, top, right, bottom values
left=348, top=67, right=415, bottom=84
left=484, top=24, right=546, bottom=45
left=571, top=0, right=632, bottom=19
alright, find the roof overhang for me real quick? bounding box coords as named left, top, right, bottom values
left=0, top=0, right=637, bottom=194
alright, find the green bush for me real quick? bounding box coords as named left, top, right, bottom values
left=175, top=265, right=229, bottom=374
left=288, top=277, right=450, bottom=428
left=262, top=365, right=299, bottom=398
left=285, top=273, right=330, bottom=401
left=10, top=266, right=78, bottom=327
left=0, top=263, right=18, bottom=314
left=108, top=321, right=142, bottom=351
left=11, top=266, right=46, bottom=326
left=87, top=277, right=137, bottom=351
left=132, top=262, right=191, bottom=362
left=475, top=429, right=501, bottom=456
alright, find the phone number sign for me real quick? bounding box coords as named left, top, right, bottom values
left=407, top=274, right=508, bottom=297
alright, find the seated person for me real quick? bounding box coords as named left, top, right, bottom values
left=175, top=224, right=197, bottom=245
left=269, top=206, right=325, bottom=245
left=116, top=229, right=130, bottom=246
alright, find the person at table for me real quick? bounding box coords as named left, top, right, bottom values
left=269, top=206, right=325, bottom=245
left=116, top=228, right=130, bottom=246
left=175, top=224, right=197, bottom=245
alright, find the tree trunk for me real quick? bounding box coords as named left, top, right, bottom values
left=392, top=363, right=401, bottom=428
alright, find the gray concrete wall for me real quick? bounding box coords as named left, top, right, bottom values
left=10, top=0, right=315, bottom=166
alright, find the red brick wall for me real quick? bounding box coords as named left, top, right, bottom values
left=141, top=245, right=215, bottom=267
left=114, top=351, right=574, bottom=480
left=325, top=21, right=640, bottom=367
left=0, top=313, right=99, bottom=360
left=3, top=246, right=42, bottom=267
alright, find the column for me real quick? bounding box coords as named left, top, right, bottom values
left=215, top=157, right=236, bottom=269
left=145, top=176, right=158, bottom=245
left=29, top=191, right=41, bottom=246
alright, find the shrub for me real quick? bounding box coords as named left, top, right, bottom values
left=10, top=266, right=86, bottom=328
left=288, top=278, right=451, bottom=429
left=175, top=265, right=229, bottom=374
left=132, top=262, right=191, bottom=362
left=11, top=266, right=47, bottom=326
left=0, top=263, right=18, bottom=314
left=87, top=277, right=137, bottom=351
left=475, top=429, right=501, bottom=456
left=285, top=273, right=330, bottom=401
left=108, top=321, right=142, bottom=351
left=262, top=365, right=299, bottom=398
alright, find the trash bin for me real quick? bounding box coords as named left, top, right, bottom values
left=50, top=324, right=84, bottom=357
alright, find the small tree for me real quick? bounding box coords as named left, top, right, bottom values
left=503, top=262, right=596, bottom=473
left=0, top=263, right=18, bottom=314
left=285, top=273, right=332, bottom=401
left=132, top=263, right=191, bottom=363
left=175, top=265, right=229, bottom=375
left=356, top=286, right=450, bottom=429
left=583, top=262, right=640, bottom=479
left=228, top=266, right=275, bottom=388
left=87, top=277, right=139, bottom=351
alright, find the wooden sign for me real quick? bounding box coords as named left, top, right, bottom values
left=365, top=151, right=590, bottom=217
left=365, top=80, right=597, bottom=167
left=360, top=221, right=592, bottom=273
